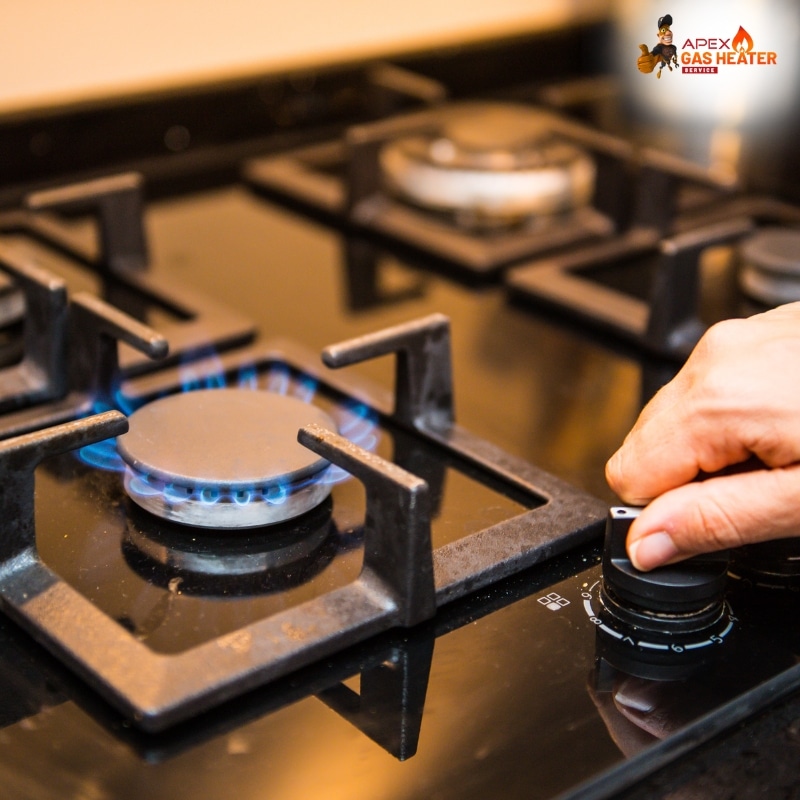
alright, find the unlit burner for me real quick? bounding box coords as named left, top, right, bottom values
left=117, top=389, right=337, bottom=529
left=739, top=227, right=800, bottom=305
left=379, top=104, right=595, bottom=228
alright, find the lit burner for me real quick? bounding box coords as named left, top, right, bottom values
left=379, top=103, right=595, bottom=227
left=739, top=227, right=800, bottom=305
left=116, top=389, right=337, bottom=529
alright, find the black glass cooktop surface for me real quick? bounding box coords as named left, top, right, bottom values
left=1, top=183, right=799, bottom=799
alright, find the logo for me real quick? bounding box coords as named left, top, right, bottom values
left=637, top=13, right=678, bottom=79
left=637, top=14, right=777, bottom=77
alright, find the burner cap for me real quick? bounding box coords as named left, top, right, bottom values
left=739, top=227, right=800, bottom=305
left=117, top=389, right=337, bottom=529
left=379, top=103, right=595, bottom=226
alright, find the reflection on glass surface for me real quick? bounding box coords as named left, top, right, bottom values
left=6, top=537, right=800, bottom=799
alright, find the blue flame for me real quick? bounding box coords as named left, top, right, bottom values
left=77, top=391, right=139, bottom=470
left=233, top=488, right=255, bottom=506
left=78, top=356, right=381, bottom=515
left=265, top=363, right=291, bottom=394
left=295, top=375, right=318, bottom=403
left=180, top=349, right=227, bottom=391
left=237, top=364, right=259, bottom=390
left=78, top=436, right=126, bottom=472
left=164, top=483, right=192, bottom=504
left=127, top=473, right=163, bottom=497
left=122, top=469, right=321, bottom=509
left=320, top=400, right=379, bottom=485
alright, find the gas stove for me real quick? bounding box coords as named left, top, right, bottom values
left=1, top=21, right=800, bottom=800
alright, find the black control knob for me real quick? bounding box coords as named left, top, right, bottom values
left=730, top=537, right=800, bottom=590
left=594, top=508, right=734, bottom=681
left=600, top=507, right=729, bottom=636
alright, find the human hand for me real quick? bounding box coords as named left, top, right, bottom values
left=637, top=44, right=657, bottom=73
left=588, top=674, right=704, bottom=756
left=605, top=303, right=800, bottom=571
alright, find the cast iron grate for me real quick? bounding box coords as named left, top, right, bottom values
left=507, top=196, right=800, bottom=359
left=0, top=172, right=255, bottom=374
left=0, top=241, right=168, bottom=438
left=243, top=99, right=733, bottom=278
left=0, top=314, right=605, bottom=731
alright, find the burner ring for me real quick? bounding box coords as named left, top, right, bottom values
left=122, top=498, right=339, bottom=596
left=117, top=389, right=338, bottom=529
left=379, top=104, right=595, bottom=225
left=739, top=227, right=800, bottom=305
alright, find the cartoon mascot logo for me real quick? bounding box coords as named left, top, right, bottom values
left=637, top=13, right=680, bottom=78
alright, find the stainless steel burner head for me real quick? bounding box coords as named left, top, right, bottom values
left=123, top=499, right=337, bottom=595
left=117, top=389, right=337, bottom=529
left=739, top=227, right=800, bottom=305
left=379, top=103, right=595, bottom=227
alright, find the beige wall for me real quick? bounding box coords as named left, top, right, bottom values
left=0, top=0, right=608, bottom=114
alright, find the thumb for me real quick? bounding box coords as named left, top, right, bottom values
left=639, top=44, right=650, bottom=55
left=626, top=465, right=800, bottom=571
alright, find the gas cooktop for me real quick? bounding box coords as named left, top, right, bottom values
left=1, top=21, right=800, bottom=800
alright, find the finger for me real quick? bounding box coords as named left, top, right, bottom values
left=586, top=682, right=657, bottom=757
left=613, top=677, right=696, bottom=740
left=606, top=372, right=698, bottom=503
left=605, top=391, right=750, bottom=505
left=625, top=464, right=800, bottom=570
left=608, top=307, right=800, bottom=504
left=606, top=321, right=761, bottom=502
left=639, top=44, right=650, bottom=55
left=613, top=676, right=727, bottom=741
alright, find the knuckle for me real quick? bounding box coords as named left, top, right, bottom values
left=689, top=494, right=746, bottom=550
left=699, top=317, right=748, bottom=350
left=682, top=322, right=747, bottom=414
left=605, top=452, right=634, bottom=500
left=741, top=426, right=787, bottom=465
left=690, top=318, right=747, bottom=373
left=604, top=457, right=621, bottom=492
left=605, top=440, right=656, bottom=504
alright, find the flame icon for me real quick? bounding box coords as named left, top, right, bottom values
left=731, top=26, right=754, bottom=53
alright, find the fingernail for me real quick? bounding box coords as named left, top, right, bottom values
left=628, top=531, right=678, bottom=571
left=614, top=678, right=658, bottom=713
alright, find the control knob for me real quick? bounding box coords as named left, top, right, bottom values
left=600, top=507, right=729, bottom=637
left=730, top=537, right=800, bottom=590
